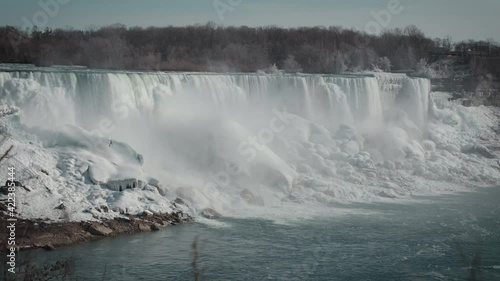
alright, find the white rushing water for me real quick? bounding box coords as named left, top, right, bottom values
left=0, top=65, right=498, bottom=221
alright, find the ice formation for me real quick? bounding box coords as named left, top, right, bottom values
left=0, top=65, right=498, bottom=221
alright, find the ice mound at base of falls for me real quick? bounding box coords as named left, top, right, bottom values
left=29, top=125, right=146, bottom=184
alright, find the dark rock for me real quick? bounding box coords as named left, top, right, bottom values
left=86, top=223, right=113, bottom=236
left=0, top=186, right=8, bottom=195
left=139, top=210, right=154, bottom=217
left=137, top=223, right=151, bottom=232
left=174, top=198, right=186, bottom=205
left=41, top=169, right=49, bottom=176
left=150, top=223, right=165, bottom=231
left=201, top=208, right=222, bottom=219
left=114, top=217, right=130, bottom=223
left=55, top=203, right=66, bottom=210
left=42, top=244, right=56, bottom=251
left=462, top=99, right=473, bottom=107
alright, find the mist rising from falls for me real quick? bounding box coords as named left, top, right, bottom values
left=1, top=68, right=449, bottom=216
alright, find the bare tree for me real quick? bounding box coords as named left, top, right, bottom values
left=283, top=55, right=302, bottom=73
left=374, top=56, right=392, bottom=72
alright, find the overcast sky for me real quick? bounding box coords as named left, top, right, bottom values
left=0, top=0, right=498, bottom=41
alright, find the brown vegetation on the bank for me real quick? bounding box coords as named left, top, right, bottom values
left=0, top=211, right=191, bottom=251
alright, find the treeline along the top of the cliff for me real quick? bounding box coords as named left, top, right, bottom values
left=0, top=23, right=499, bottom=78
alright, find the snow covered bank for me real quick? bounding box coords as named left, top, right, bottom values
left=0, top=66, right=498, bottom=222
left=0, top=109, right=181, bottom=221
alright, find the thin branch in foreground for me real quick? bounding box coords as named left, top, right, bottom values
left=191, top=235, right=200, bottom=281
left=0, top=144, right=13, bottom=163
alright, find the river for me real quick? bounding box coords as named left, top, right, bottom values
left=31, top=186, right=500, bottom=281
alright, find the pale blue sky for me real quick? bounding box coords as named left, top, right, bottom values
left=0, top=0, right=498, bottom=41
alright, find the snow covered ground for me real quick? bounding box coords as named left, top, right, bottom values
left=0, top=109, right=178, bottom=221
left=0, top=66, right=498, bottom=222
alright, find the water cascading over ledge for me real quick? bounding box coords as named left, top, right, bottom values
left=3, top=65, right=466, bottom=218
left=0, top=69, right=430, bottom=133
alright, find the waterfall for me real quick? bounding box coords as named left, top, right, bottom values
left=3, top=65, right=500, bottom=223
left=0, top=66, right=439, bottom=214
left=0, top=69, right=430, bottom=133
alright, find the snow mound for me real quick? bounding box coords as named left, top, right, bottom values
left=0, top=116, right=177, bottom=221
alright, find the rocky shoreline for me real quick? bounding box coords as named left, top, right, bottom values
left=0, top=210, right=193, bottom=251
